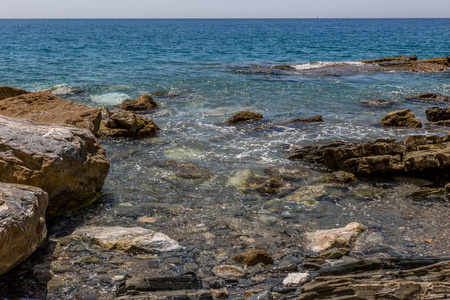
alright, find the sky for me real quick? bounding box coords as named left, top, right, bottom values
left=2, top=0, right=450, bottom=18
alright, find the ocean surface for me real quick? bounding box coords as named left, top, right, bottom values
left=0, top=19, right=449, bottom=299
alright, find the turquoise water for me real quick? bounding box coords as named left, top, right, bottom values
left=0, top=19, right=449, bottom=299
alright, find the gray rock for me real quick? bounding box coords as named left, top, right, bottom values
left=247, top=291, right=273, bottom=300
left=0, top=115, right=110, bottom=217
left=212, top=265, right=246, bottom=280
left=0, top=183, right=48, bottom=275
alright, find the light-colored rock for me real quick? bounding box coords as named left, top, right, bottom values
left=71, top=226, right=181, bottom=253
left=0, top=183, right=48, bottom=275
left=305, top=222, right=366, bottom=253
left=212, top=265, right=246, bottom=280
left=0, top=90, right=101, bottom=134
left=282, top=272, right=311, bottom=286
left=0, top=115, right=110, bottom=217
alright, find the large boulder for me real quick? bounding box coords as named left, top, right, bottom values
left=120, top=94, right=158, bottom=111
left=406, top=93, right=450, bottom=104
left=226, top=111, right=263, bottom=124
left=426, top=107, right=450, bottom=122
left=0, top=183, right=48, bottom=275
left=0, top=91, right=101, bottom=134
left=289, top=134, right=450, bottom=177
left=0, top=86, right=29, bottom=100
left=0, top=115, right=110, bottom=217
left=97, top=110, right=159, bottom=139
left=380, top=109, right=422, bottom=128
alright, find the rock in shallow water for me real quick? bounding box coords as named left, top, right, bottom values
left=226, top=111, right=263, bottom=124
left=120, top=94, right=159, bottom=111
left=98, top=109, right=159, bottom=138
left=0, top=115, right=110, bottom=217
left=0, top=183, right=47, bottom=275
left=380, top=108, right=422, bottom=128
left=71, top=226, right=181, bottom=253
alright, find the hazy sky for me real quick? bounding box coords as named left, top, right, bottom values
left=2, top=0, right=449, bottom=18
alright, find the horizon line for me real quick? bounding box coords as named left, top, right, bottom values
left=0, top=17, right=449, bottom=20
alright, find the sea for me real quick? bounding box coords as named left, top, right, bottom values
left=0, top=19, right=449, bottom=299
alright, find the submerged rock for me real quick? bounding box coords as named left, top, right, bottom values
left=289, top=134, right=450, bottom=178
left=283, top=185, right=327, bottom=205
left=98, top=109, right=160, bottom=138
left=321, top=171, right=356, bottom=184
left=406, top=92, right=450, bottom=104
left=0, top=86, right=29, bottom=100
left=305, top=222, right=366, bottom=253
left=234, top=250, right=274, bottom=266
left=360, top=98, right=392, bottom=108
left=226, top=111, right=263, bottom=124
left=279, top=116, right=323, bottom=125
left=0, top=90, right=101, bottom=134
left=71, top=226, right=181, bottom=253
left=155, top=160, right=211, bottom=180
left=120, top=94, right=159, bottom=111
left=0, top=183, right=47, bottom=275
left=380, top=108, right=422, bottom=128
left=0, top=115, right=110, bottom=217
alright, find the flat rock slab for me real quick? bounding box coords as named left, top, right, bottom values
left=0, top=90, right=101, bottom=134
left=71, top=226, right=181, bottom=253
left=0, top=183, right=48, bottom=275
left=0, top=115, right=110, bottom=217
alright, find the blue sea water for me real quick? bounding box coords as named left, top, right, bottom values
left=0, top=19, right=450, bottom=298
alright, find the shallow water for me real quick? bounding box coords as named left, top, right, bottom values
left=0, top=18, right=449, bottom=299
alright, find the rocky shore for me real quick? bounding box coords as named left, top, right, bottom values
left=0, top=76, right=449, bottom=300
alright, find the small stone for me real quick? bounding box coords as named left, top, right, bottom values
left=234, top=250, right=274, bottom=266
left=47, top=276, right=64, bottom=292
left=210, top=288, right=229, bottom=299
left=282, top=273, right=311, bottom=286
left=212, top=265, right=246, bottom=280
left=138, top=216, right=157, bottom=223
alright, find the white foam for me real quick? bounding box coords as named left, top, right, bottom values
left=90, top=92, right=130, bottom=105
left=292, top=61, right=364, bottom=70
left=45, top=83, right=83, bottom=95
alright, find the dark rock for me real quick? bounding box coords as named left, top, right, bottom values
left=270, top=286, right=297, bottom=294
left=406, top=93, right=450, bottom=104
left=120, top=94, right=158, bottom=111
left=0, top=90, right=102, bottom=134
left=322, top=171, right=356, bottom=184
left=408, top=187, right=445, bottom=199
left=433, top=120, right=450, bottom=126
left=269, top=264, right=299, bottom=273
left=247, top=291, right=273, bottom=300
left=234, top=250, right=274, bottom=266
left=362, top=56, right=450, bottom=73
left=116, top=276, right=202, bottom=297
left=279, top=116, right=323, bottom=125
left=360, top=98, right=392, bottom=108
left=426, top=106, right=450, bottom=122
left=380, top=108, right=422, bottom=128
left=155, top=160, right=211, bottom=180
left=0, top=86, right=29, bottom=100
left=208, top=280, right=224, bottom=289
left=255, top=178, right=285, bottom=195
left=98, top=109, right=159, bottom=138
left=289, top=134, right=450, bottom=177
left=210, top=289, right=229, bottom=299
left=361, top=55, right=418, bottom=64
left=226, top=111, right=263, bottom=124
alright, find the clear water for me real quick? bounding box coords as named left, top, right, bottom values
left=0, top=19, right=449, bottom=299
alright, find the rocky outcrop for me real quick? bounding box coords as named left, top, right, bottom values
left=289, top=134, right=450, bottom=177
left=120, top=94, right=159, bottom=111
left=71, top=226, right=181, bottom=253
left=226, top=111, right=263, bottom=124
left=0, top=115, right=110, bottom=217
left=0, top=86, right=29, bottom=100
left=426, top=107, right=450, bottom=127
left=361, top=55, right=418, bottom=64
left=360, top=98, right=392, bottom=108
left=0, top=183, right=48, bottom=275
left=0, top=91, right=101, bottom=135
left=299, top=258, right=450, bottom=300
left=380, top=109, right=422, bottom=128
left=406, top=92, right=450, bottom=104
left=97, top=109, right=160, bottom=138
left=305, top=222, right=366, bottom=253
left=362, top=55, right=450, bottom=72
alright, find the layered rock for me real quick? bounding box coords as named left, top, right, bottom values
left=406, top=92, right=450, bottom=104
left=289, top=134, right=450, bottom=177
left=0, top=115, right=110, bottom=217
left=0, top=183, right=48, bottom=275
left=97, top=109, right=160, bottom=138
left=0, top=91, right=101, bottom=134
left=120, top=94, right=158, bottom=111
left=380, top=109, right=422, bottom=128
left=0, top=86, right=29, bottom=100
left=226, top=111, right=263, bottom=124
left=362, top=55, right=450, bottom=73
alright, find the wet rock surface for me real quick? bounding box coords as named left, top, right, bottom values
left=226, top=111, right=263, bottom=124
left=426, top=107, right=450, bottom=125
left=0, top=115, right=110, bottom=217
left=406, top=92, right=450, bottom=104
left=380, top=108, right=422, bottom=128
left=277, top=115, right=323, bottom=125
left=360, top=98, right=392, bottom=108
left=0, top=90, right=102, bottom=134
left=155, top=160, right=211, bottom=180
left=0, top=183, right=48, bottom=275
left=98, top=109, right=160, bottom=138
left=120, top=94, right=159, bottom=112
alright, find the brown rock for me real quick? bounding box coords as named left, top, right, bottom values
left=120, top=94, right=158, bottom=111
left=280, top=116, right=323, bottom=124
left=406, top=92, right=450, bottom=104
left=322, top=171, right=356, bottom=184
left=426, top=107, right=450, bottom=122
left=380, top=108, right=422, bottom=128
left=361, top=55, right=418, bottom=64
left=0, top=115, right=110, bottom=217
left=98, top=110, right=159, bottom=139
left=0, top=91, right=101, bottom=134
left=234, top=250, right=274, bottom=266
left=0, top=86, right=29, bottom=100
left=226, top=111, right=263, bottom=124
left=0, top=183, right=48, bottom=275
left=305, top=222, right=366, bottom=252
left=362, top=56, right=450, bottom=73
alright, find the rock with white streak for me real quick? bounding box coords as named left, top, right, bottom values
left=283, top=273, right=311, bottom=286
